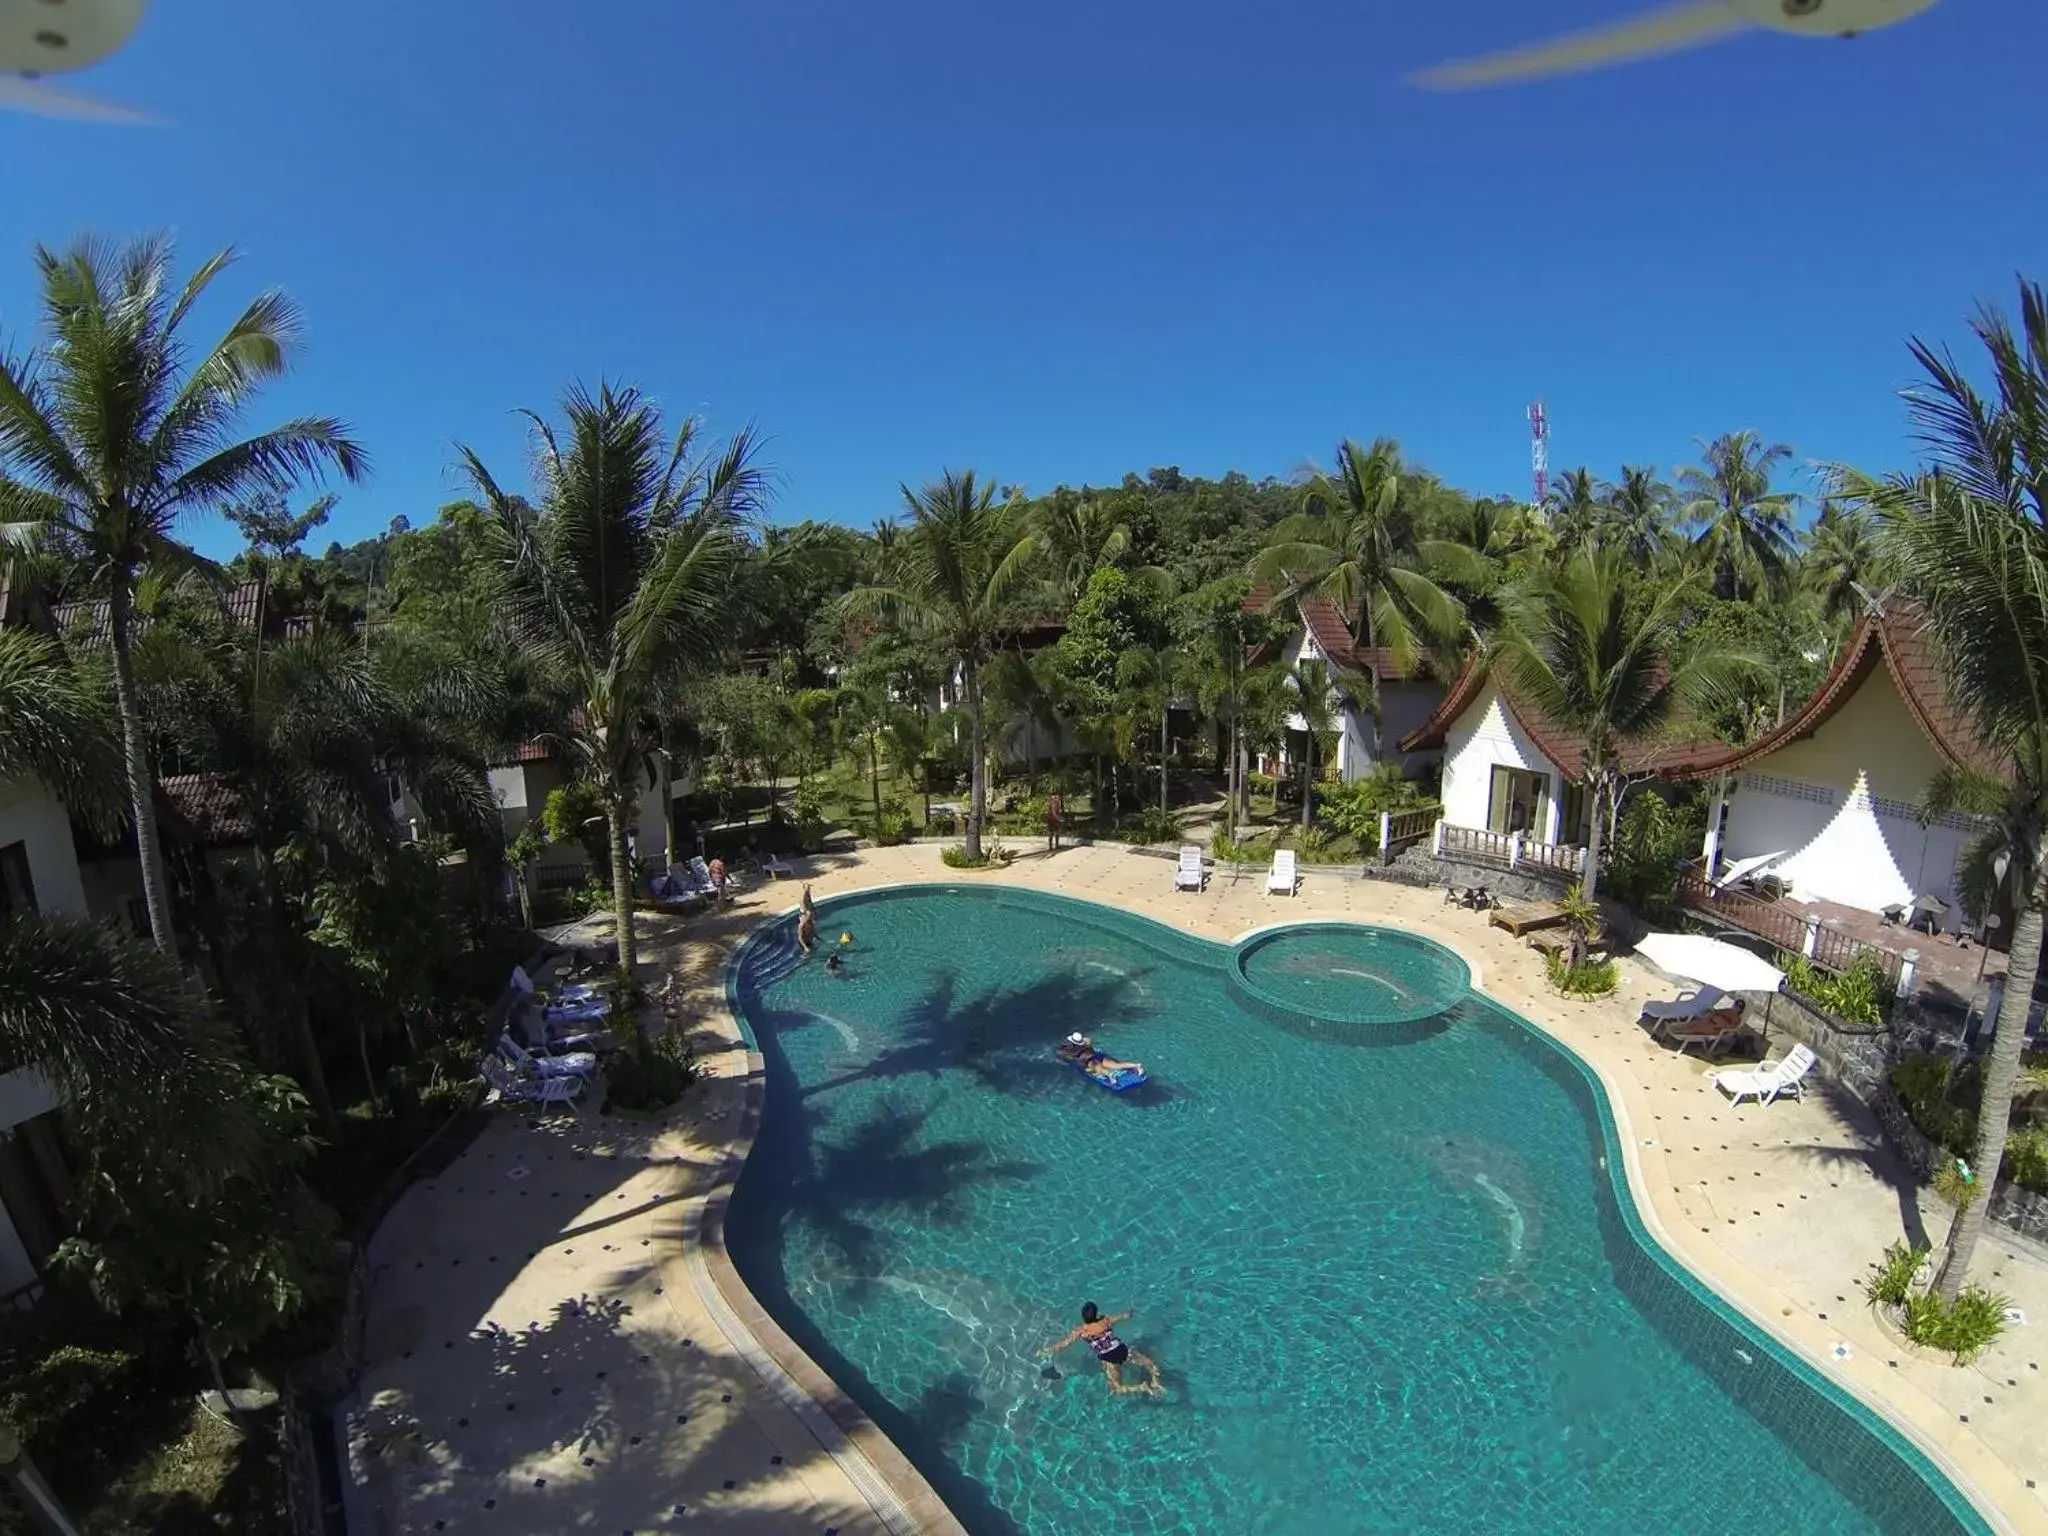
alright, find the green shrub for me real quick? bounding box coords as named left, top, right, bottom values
left=1864, top=1241, right=1928, bottom=1307
left=1544, top=952, right=1618, bottom=997
left=926, top=808, right=958, bottom=836
left=1247, top=770, right=1278, bottom=798
left=1210, top=830, right=1268, bottom=863
left=1316, top=765, right=1428, bottom=852
left=604, top=1032, right=698, bottom=1114
left=2004, top=1128, right=2048, bottom=1192
left=558, top=879, right=611, bottom=918
left=1781, top=951, right=1894, bottom=1026
left=0, top=1343, right=142, bottom=1447
left=940, top=841, right=1010, bottom=869
left=1287, top=826, right=1351, bottom=863
left=1904, top=1284, right=2012, bottom=1364
left=1601, top=792, right=1704, bottom=917
left=866, top=800, right=915, bottom=845
left=1889, top=1054, right=1976, bottom=1155
left=541, top=781, right=610, bottom=870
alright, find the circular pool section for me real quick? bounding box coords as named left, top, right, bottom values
left=1233, top=922, right=1469, bottom=1026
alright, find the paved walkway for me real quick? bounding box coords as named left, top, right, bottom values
left=347, top=843, right=2048, bottom=1535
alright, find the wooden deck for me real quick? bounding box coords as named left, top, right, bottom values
left=1489, top=899, right=1567, bottom=937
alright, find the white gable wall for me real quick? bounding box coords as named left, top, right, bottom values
left=1440, top=685, right=1565, bottom=833
left=1718, top=666, right=1976, bottom=919
left=0, top=774, right=86, bottom=915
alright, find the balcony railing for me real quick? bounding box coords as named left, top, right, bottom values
left=1433, top=822, right=1586, bottom=881
left=1674, top=873, right=1907, bottom=987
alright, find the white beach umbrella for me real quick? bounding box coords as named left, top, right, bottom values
left=1635, top=933, right=1785, bottom=996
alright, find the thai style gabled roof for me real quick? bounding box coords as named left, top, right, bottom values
left=1670, top=600, right=2004, bottom=783
left=1244, top=584, right=1438, bottom=682
left=1398, top=599, right=2004, bottom=785
left=1398, top=656, right=1731, bottom=779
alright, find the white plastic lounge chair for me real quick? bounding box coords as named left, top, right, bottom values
left=762, top=850, right=793, bottom=879
left=1710, top=849, right=1786, bottom=894
left=1268, top=849, right=1297, bottom=896
left=1714, top=1043, right=1817, bottom=1107
left=498, top=1032, right=598, bottom=1080
left=1175, top=845, right=1205, bottom=891
left=483, top=1056, right=583, bottom=1114
left=1639, top=985, right=1727, bottom=1025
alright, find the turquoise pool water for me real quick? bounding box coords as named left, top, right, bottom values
left=726, top=886, right=1988, bottom=1536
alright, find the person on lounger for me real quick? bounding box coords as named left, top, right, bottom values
left=1057, top=1032, right=1142, bottom=1079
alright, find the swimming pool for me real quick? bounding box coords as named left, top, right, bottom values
left=725, top=885, right=1990, bottom=1536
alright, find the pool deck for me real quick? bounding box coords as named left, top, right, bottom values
left=347, top=842, right=2048, bottom=1534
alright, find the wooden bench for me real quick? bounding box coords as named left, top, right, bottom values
left=1490, top=900, right=1567, bottom=937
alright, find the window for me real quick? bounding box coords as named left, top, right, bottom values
left=0, top=842, right=35, bottom=924
left=1486, top=766, right=1550, bottom=836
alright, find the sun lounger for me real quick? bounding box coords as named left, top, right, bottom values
left=1639, top=984, right=1727, bottom=1025
left=762, top=850, right=793, bottom=878
left=1656, top=1003, right=1747, bottom=1057
left=499, top=1032, right=599, bottom=1079
left=1267, top=849, right=1297, bottom=896
left=1714, top=1043, right=1817, bottom=1107
left=483, top=1056, right=584, bottom=1114
left=1175, top=845, right=1205, bottom=891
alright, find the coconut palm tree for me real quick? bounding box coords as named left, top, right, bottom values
left=1677, top=431, right=1798, bottom=599
left=1287, top=658, right=1343, bottom=831
left=1115, top=646, right=1183, bottom=817
left=842, top=471, right=1035, bottom=862
left=461, top=383, right=763, bottom=1001
left=1605, top=465, right=1674, bottom=567
left=1255, top=437, right=1466, bottom=756
left=0, top=235, right=366, bottom=955
left=1543, top=467, right=1605, bottom=553
left=1496, top=548, right=1751, bottom=901
left=0, top=624, right=123, bottom=833
left=1031, top=489, right=1132, bottom=602
left=1802, top=499, right=1886, bottom=632
left=1848, top=277, right=2048, bottom=1298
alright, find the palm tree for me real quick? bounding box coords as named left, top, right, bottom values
left=1849, top=277, right=2048, bottom=1298
left=0, top=235, right=366, bottom=956
left=1287, top=658, right=1343, bottom=830
left=842, top=471, right=1035, bottom=862
left=983, top=648, right=1064, bottom=788
left=1255, top=437, right=1466, bottom=755
left=1543, top=467, right=1605, bottom=553
left=0, top=624, right=123, bottom=834
left=1116, top=646, right=1182, bottom=816
left=1802, top=499, right=1885, bottom=630
left=461, top=383, right=763, bottom=1000
left=1031, top=489, right=1132, bottom=602
left=881, top=705, right=939, bottom=827
left=1677, top=431, right=1798, bottom=599
left=1496, top=548, right=1750, bottom=901
left=1605, top=466, right=1673, bottom=566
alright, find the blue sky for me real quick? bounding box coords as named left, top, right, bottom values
left=3, top=0, right=2040, bottom=558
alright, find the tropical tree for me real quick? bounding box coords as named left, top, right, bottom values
left=983, top=648, right=1064, bottom=788
left=1604, top=465, right=1673, bottom=566
left=1287, top=658, right=1343, bottom=830
left=1116, top=646, right=1181, bottom=816
left=1543, top=467, right=1605, bottom=552
left=0, top=624, right=123, bottom=833
left=1031, top=489, right=1133, bottom=603
left=461, top=383, right=763, bottom=1001
left=1802, top=499, right=1885, bottom=629
left=1496, top=548, right=1750, bottom=900
left=842, top=470, right=1035, bottom=862
left=881, top=705, right=940, bottom=827
left=1677, top=431, right=1798, bottom=600
left=1848, top=277, right=2048, bottom=1298
left=1254, top=436, right=1466, bottom=754
left=0, top=235, right=366, bottom=955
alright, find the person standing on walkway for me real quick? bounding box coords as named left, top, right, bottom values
left=1047, top=790, right=1064, bottom=852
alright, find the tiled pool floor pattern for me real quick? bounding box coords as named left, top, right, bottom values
left=724, top=884, right=1988, bottom=1534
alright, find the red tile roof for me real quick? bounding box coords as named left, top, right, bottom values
left=1669, top=601, right=2003, bottom=782
left=51, top=578, right=270, bottom=648
left=1244, top=585, right=1439, bottom=682
left=158, top=773, right=255, bottom=845
left=1398, top=657, right=1730, bottom=778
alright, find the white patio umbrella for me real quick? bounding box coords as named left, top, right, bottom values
left=1635, top=933, right=1786, bottom=996
left=1635, top=932, right=1786, bottom=1047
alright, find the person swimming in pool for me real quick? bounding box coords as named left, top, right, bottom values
left=1039, top=1302, right=1163, bottom=1396
left=1057, top=1032, right=1142, bottom=1080
left=824, top=950, right=845, bottom=976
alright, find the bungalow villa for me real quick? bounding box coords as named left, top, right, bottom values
left=1399, top=600, right=1998, bottom=941
left=1682, top=602, right=1998, bottom=932
left=0, top=777, right=85, bottom=1312
left=1251, top=589, right=1448, bottom=783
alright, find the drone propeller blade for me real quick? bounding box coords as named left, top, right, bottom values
left=0, top=73, right=157, bottom=124
left=1413, top=0, right=1748, bottom=90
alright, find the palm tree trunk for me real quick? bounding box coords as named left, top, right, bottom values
left=108, top=577, right=178, bottom=958
left=869, top=733, right=883, bottom=829
left=252, top=844, right=336, bottom=1128
left=1935, top=870, right=2045, bottom=1298
left=1300, top=737, right=1314, bottom=831
left=1580, top=779, right=1608, bottom=903
left=1225, top=716, right=1240, bottom=843
left=514, top=862, right=535, bottom=931
left=963, top=657, right=986, bottom=861
left=1159, top=708, right=1169, bottom=815
left=658, top=748, right=677, bottom=869
left=606, top=795, right=640, bottom=1015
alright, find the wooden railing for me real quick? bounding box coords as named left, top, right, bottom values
left=1434, top=822, right=1585, bottom=881
left=1380, top=804, right=1442, bottom=860
left=1674, top=873, right=1906, bottom=986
